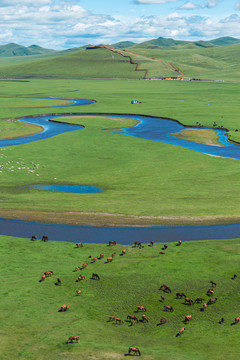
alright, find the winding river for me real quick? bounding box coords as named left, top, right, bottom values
left=1, top=96, right=240, bottom=243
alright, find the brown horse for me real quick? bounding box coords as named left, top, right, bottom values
left=184, top=297, right=193, bottom=305
left=109, top=240, right=116, bottom=246
left=150, top=240, right=154, bottom=246
left=207, top=298, right=217, bottom=305
left=42, top=235, right=48, bottom=241
left=121, top=250, right=126, bottom=255
left=207, top=289, right=214, bottom=296
left=184, top=315, right=192, bottom=323
left=91, top=257, right=98, bottom=263
left=127, top=315, right=138, bottom=322
left=108, top=316, right=115, bottom=321
left=107, top=257, right=113, bottom=263
left=76, top=290, right=81, bottom=295
left=176, top=292, right=186, bottom=299
left=210, top=281, right=217, bottom=287
left=76, top=242, right=83, bottom=248
left=164, top=305, right=173, bottom=312
left=235, top=317, right=240, bottom=323
left=142, top=315, right=149, bottom=322
left=99, top=253, right=104, bottom=259
left=77, top=275, right=85, bottom=281
left=39, top=274, right=46, bottom=282
left=74, top=266, right=80, bottom=272
left=137, top=306, right=147, bottom=312
left=177, top=240, right=182, bottom=246
left=202, top=303, right=207, bottom=311
left=128, top=347, right=141, bottom=356
left=81, top=263, right=88, bottom=269
left=195, top=298, right=205, bottom=304
left=67, top=335, right=79, bottom=343
left=31, top=235, right=37, bottom=241
left=177, top=327, right=185, bottom=336
left=92, top=273, right=100, bottom=280
left=115, top=318, right=124, bottom=324
left=159, top=284, right=171, bottom=293
left=44, top=271, right=53, bottom=277
left=59, top=304, right=69, bottom=312
left=130, top=319, right=137, bottom=326
left=159, top=318, right=167, bottom=324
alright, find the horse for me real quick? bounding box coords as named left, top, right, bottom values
left=127, top=315, right=138, bottom=322
left=159, top=318, right=167, bottom=324
left=44, top=271, right=53, bottom=277
left=115, top=318, right=124, bottom=324
left=137, top=306, right=147, bottom=312
left=210, top=281, right=217, bottom=287
left=108, top=316, right=115, bottom=321
left=31, top=235, right=37, bottom=241
left=59, top=304, right=69, bottom=312
left=159, top=284, right=171, bottom=293
left=176, top=240, right=182, bottom=246
left=207, top=298, right=217, bottom=305
left=164, top=305, right=173, bottom=312
left=130, top=319, right=137, bottom=326
left=42, top=235, right=48, bottom=241
left=184, top=297, right=193, bottom=305
left=56, top=278, right=61, bottom=285
left=150, top=240, right=154, bottom=246
left=81, top=263, right=88, bottom=269
left=202, top=303, right=207, bottom=312
left=39, top=274, right=46, bottom=282
left=76, top=290, right=81, bottom=296
left=232, top=274, right=237, bottom=280
left=121, top=250, right=126, bottom=255
left=99, top=253, right=104, bottom=259
left=235, top=317, right=239, bottom=323
left=74, top=266, right=80, bottom=272
left=163, top=244, right=168, bottom=249
left=184, top=315, right=192, bottom=323
left=142, top=315, right=149, bottom=322
left=176, top=292, right=186, bottom=299
left=160, top=296, right=165, bottom=302
left=128, top=347, right=141, bottom=356
left=207, top=289, right=214, bottom=296
left=92, top=273, right=100, bottom=280
left=91, top=257, right=98, bottom=263
left=195, top=298, right=205, bottom=304
left=177, top=327, right=185, bottom=336
left=159, top=252, right=165, bottom=255
left=133, top=241, right=142, bottom=248
left=76, top=242, right=83, bottom=248
left=66, top=335, right=79, bottom=343
left=109, top=240, right=116, bottom=246
left=219, top=317, right=224, bottom=324
left=77, top=275, right=85, bottom=281
left=107, top=257, right=113, bottom=263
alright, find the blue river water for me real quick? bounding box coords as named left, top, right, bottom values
left=0, top=96, right=240, bottom=243
left=29, top=184, right=102, bottom=193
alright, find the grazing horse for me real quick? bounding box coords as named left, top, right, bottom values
left=150, top=240, right=154, bottom=246
left=210, top=281, right=217, bottom=287
left=109, top=316, right=115, bottom=321
left=207, top=298, right=217, bottom=305
left=133, top=241, right=142, bottom=248
left=121, top=250, right=126, bottom=255
left=31, top=235, right=37, bottom=241
left=91, top=257, right=98, bottom=263
left=127, top=315, right=138, bottom=322
left=164, top=305, right=173, bottom=312
left=142, top=315, right=149, bottom=322
left=59, top=304, right=69, bottom=312
left=232, top=274, right=237, bottom=280
left=67, top=335, right=79, bottom=344
left=39, top=274, right=46, bottom=282
left=81, top=263, right=88, bottom=269
left=184, top=315, right=192, bottom=323
left=160, top=296, right=165, bottom=302
left=207, top=289, right=214, bottom=296
left=219, top=317, right=224, bottom=324
left=77, top=275, right=85, bottom=281
left=177, top=240, right=182, bottom=246
left=107, top=257, right=113, bottom=263
left=74, top=266, right=80, bottom=272
left=128, top=347, right=141, bottom=356
left=184, top=297, right=193, bottom=305
left=99, top=253, right=104, bottom=259
left=195, top=298, right=205, bottom=304
left=112, top=252, right=116, bottom=257
left=159, top=284, right=171, bottom=293
left=176, top=292, right=186, bottom=299
left=92, top=273, right=100, bottom=280
left=159, top=318, right=167, bottom=324
left=115, top=318, right=124, bottom=324
left=177, top=327, right=185, bottom=336
left=202, top=303, right=207, bottom=312
left=137, top=306, right=147, bottom=312
left=163, top=244, right=168, bottom=249
left=109, top=240, right=116, bottom=246
left=159, top=252, right=165, bottom=255
left=57, top=278, right=61, bottom=285
left=76, top=242, right=83, bottom=248
left=42, top=235, right=48, bottom=241
left=44, top=271, right=53, bottom=277
left=235, top=317, right=240, bottom=323
left=130, top=319, right=137, bottom=326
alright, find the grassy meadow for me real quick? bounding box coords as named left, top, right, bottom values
left=0, top=235, right=239, bottom=360
left=0, top=78, right=240, bottom=225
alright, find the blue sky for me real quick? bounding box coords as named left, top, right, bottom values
left=0, top=0, right=239, bottom=49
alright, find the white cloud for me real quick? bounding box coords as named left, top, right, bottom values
left=179, top=2, right=200, bottom=10
left=134, top=0, right=177, bottom=4
left=202, top=0, right=219, bottom=8
left=235, top=2, right=240, bottom=10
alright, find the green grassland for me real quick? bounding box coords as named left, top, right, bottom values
left=0, top=78, right=240, bottom=225
left=0, top=235, right=239, bottom=360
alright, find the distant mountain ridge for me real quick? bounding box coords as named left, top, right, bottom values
left=0, top=43, right=56, bottom=57
left=0, top=36, right=239, bottom=58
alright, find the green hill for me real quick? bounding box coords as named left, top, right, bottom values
left=0, top=43, right=55, bottom=57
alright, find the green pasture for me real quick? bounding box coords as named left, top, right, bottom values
left=0, top=235, right=239, bottom=360
left=0, top=78, right=240, bottom=224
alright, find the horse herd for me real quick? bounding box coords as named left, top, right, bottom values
left=35, top=235, right=239, bottom=356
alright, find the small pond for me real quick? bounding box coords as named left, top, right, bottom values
left=29, top=184, right=102, bottom=193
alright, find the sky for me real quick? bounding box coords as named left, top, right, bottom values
left=0, top=0, right=239, bottom=49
